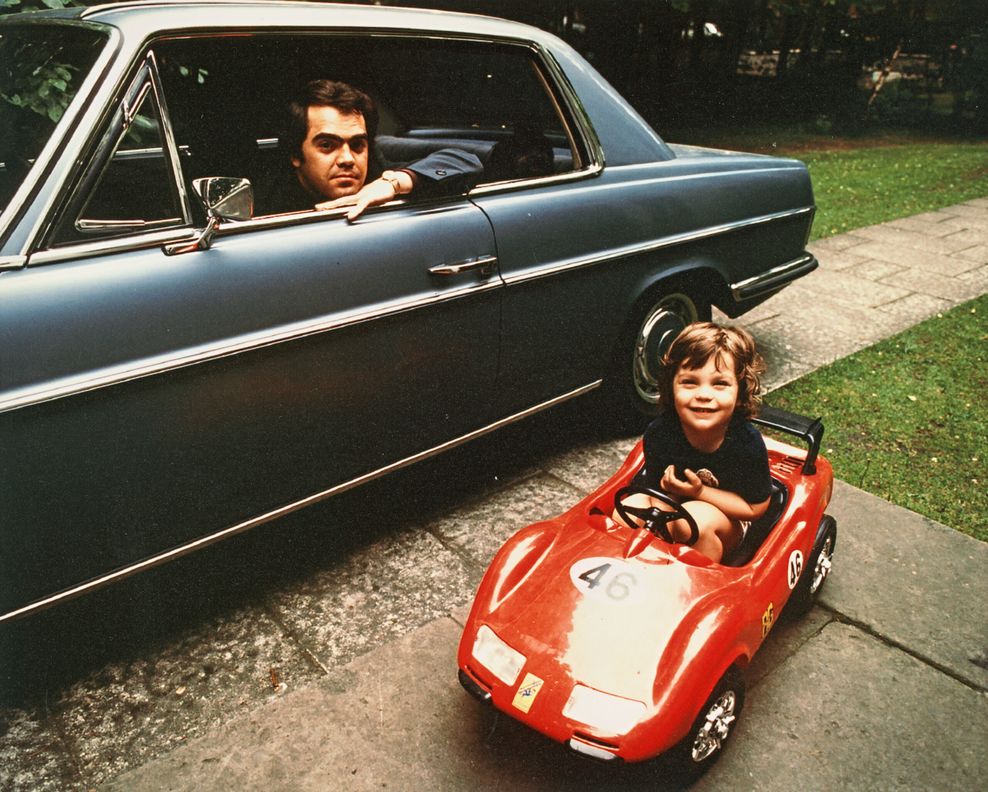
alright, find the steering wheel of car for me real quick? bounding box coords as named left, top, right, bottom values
left=614, top=485, right=700, bottom=546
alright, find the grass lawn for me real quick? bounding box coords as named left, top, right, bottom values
left=768, top=295, right=987, bottom=542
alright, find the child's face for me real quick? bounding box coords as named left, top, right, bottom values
left=672, top=353, right=739, bottom=437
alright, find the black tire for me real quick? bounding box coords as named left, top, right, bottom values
left=786, top=515, right=837, bottom=618
left=668, top=667, right=745, bottom=782
left=608, top=288, right=710, bottom=432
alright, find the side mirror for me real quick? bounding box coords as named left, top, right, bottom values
left=195, top=176, right=253, bottom=221
left=165, top=176, right=253, bottom=255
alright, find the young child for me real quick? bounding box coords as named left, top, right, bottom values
left=615, top=322, right=772, bottom=562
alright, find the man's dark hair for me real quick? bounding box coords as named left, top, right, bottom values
left=285, top=79, right=378, bottom=160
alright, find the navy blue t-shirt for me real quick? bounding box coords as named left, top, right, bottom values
left=641, top=411, right=772, bottom=504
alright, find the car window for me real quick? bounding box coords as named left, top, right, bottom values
left=149, top=34, right=588, bottom=217
left=74, top=87, right=184, bottom=234
left=51, top=55, right=189, bottom=246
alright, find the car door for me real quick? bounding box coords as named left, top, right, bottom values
left=0, top=50, right=500, bottom=617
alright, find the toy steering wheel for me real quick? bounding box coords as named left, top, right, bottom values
left=614, top=485, right=700, bottom=546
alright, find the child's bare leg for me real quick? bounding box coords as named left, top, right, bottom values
left=670, top=501, right=742, bottom=563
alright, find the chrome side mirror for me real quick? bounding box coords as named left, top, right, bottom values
left=165, top=176, right=253, bottom=255
left=195, top=176, right=253, bottom=221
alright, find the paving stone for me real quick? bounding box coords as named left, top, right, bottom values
left=908, top=209, right=966, bottom=224
left=745, top=607, right=832, bottom=688
left=698, top=622, right=988, bottom=792
left=851, top=222, right=975, bottom=254
left=426, top=473, right=582, bottom=571
left=882, top=266, right=988, bottom=302
left=823, top=481, right=988, bottom=691
left=54, top=605, right=321, bottom=788
left=809, top=248, right=874, bottom=271
left=943, top=228, right=988, bottom=249
left=957, top=262, right=988, bottom=289
left=790, top=267, right=913, bottom=307
left=806, top=233, right=869, bottom=254
left=0, top=707, right=78, bottom=792
left=886, top=215, right=969, bottom=237
left=953, top=243, right=988, bottom=264
left=847, top=241, right=979, bottom=276
left=945, top=203, right=988, bottom=221
left=543, top=434, right=638, bottom=494
left=842, top=258, right=908, bottom=283
left=267, top=529, right=475, bottom=672
left=875, top=291, right=952, bottom=324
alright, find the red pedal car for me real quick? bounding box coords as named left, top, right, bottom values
left=457, top=407, right=835, bottom=778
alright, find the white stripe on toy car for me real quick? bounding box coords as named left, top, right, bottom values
left=569, top=557, right=642, bottom=603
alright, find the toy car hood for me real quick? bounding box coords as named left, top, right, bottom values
left=470, top=513, right=736, bottom=704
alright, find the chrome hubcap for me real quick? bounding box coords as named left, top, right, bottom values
left=632, top=294, right=697, bottom=404
left=691, top=689, right=737, bottom=762
left=809, top=535, right=834, bottom=594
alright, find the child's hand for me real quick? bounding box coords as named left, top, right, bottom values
left=661, top=465, right=704, bottom=499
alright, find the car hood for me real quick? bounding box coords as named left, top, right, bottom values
left=481, top=517, right=731, bottom=705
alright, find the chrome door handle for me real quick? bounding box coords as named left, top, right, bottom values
left=428, top=255, right=497, bottom=277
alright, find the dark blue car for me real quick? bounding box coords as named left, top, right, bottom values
left=0, top=1, right=816, bottom=622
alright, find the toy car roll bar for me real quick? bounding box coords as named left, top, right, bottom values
left=752, top=405, right=824, bottom=475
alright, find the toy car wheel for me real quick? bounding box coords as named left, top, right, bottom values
left=610, top=288, right=709, bottom=428
left=670, top=667, right=745, bottom=780
left=787, top=515, right=837, bottom=618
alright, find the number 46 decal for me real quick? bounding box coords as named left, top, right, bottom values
left=569, top=557, right=642, bottom=603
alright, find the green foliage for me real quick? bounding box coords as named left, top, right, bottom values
left=1, top=1, right=86, bottom=123
left=0, top=0, right=80, bottom=13
left=2, top=56, right=75, bottom=122
left=771, top=295, right=988, bottom=542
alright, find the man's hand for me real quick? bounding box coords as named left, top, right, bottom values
left=661, top=465, right=703, bottom=499
left=315, top=177, right=397, bottom=220
left=314, top=170, right=416, bottom=221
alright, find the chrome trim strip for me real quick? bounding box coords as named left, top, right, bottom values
left=0, top=255, right=27, bottom=271
left=0, top=379, right=602, bottom=624
left=0, top=278, right=501, bottom=415
left=730, top=253, right=818, bottom=300
left=28, top=227, right=198, bottom=266
left=501, top=206, right=815, bottom=286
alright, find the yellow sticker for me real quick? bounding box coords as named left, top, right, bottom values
left=512, top=672, right=544, bottom=714
left=761, top=602, right=775, bottom=637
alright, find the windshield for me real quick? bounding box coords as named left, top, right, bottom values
left=0, top=24, right=108, bottom=215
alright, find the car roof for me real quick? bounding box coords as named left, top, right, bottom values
left=64, top=1, right=547, bottom=46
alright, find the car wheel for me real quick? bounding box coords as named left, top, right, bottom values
left=787, top=515, right=837, bottom=618
left=610, top=289, right=709, bottom=430
left=669, top=667, right=745, bottom=781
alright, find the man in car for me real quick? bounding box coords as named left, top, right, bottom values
left=257, top=79, right=482, bottom=219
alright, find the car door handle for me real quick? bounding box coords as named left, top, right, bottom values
left=428, top=255, right=497, bottom=277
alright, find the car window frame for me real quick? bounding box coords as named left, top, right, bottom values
left=42, top=49, right=192, bottom=252
left=29, top=28, right=605, bottom=265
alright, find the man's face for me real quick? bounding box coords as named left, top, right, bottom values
left=292, top=105, right=369, bottom=201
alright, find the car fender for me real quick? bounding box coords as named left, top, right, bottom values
left=643, top=598, right=750, bottom=754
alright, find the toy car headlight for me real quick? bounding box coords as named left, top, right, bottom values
left=472, top=625, right=526, bottom=686
left=563, top=685, right=646, bottom=735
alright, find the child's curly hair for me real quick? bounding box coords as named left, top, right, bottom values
left=659, top=322, right=765, bottom=418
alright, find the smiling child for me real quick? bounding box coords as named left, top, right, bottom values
left=616, top=322, right=772, bottom=562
